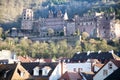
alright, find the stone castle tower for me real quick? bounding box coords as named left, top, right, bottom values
left=21, top=9, right=33, bottom=30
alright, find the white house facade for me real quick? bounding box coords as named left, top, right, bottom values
left=93, top=60, right=119, bottom=80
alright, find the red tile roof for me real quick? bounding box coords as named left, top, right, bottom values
left=60, top=71, right=82, bottom=80
left=111, top=60, right=120, bottom=67
left=18, top=56, right=36, bottom=62
left=94, top=63, right=104, bottom=68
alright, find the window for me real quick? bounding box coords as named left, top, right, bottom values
left=73, top=68, right=76, bottom=72
left=20, top=71, right=25, bottom=77
left=4, top=70, right=10, bottom=78
left=78, top=68, right=83, bottom=72
left=103, top=69, right=108, bottom=76
left=108, top=63, right=112, bottom=69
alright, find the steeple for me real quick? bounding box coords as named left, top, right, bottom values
left=63, top=11, right=68, bottom=20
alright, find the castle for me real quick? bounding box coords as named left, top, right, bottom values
left=10, top=9, right=120, bottom=40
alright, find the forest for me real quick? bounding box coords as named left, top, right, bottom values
left=0, top=27, right=120, bottom=58
left=0, top=0, right=120, bottom=58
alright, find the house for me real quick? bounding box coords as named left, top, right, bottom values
left=104, top=68, right=120, bottom=80
left=39, top=58, right=56, bottom=63
left=21, top=62, right=58, bottom=80
left=66, top=62, right=92, bottom=72
left=93, top=60, right=120, bottom=80
left=0, top=50, right=17, bottom=64
left=59, top=71, right=82, bottom=80
left=71, top=51, right=120, bottom=63
left=0, top=62, right=33, bottom=80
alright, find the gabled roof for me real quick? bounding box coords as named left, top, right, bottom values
left=0, top=64, right=17, bottom=80
left=18, top=56, right=36, bottom=62
left=21, top=62, right=39, bottom=75
left=94, top=63, right=104, bottom=68
left=71, top=51, right=120, bottom=63
left=104, top=68, right=120, bottom=80
left=21, top=62, right=58, bottom=77
left=111, top=60, right=120, bottom=67
left=93, top=60, right=120, bottom=77
left=81, top=72, right=94, bottom=80
left=59, top=71, right=82, bottom=80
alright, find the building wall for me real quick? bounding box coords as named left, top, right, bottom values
left=66, top=21, right=75, bottom=36
left=11, top=63, right=32, bottom=80
left=49, top=62, right=66, bottom=80
left=21, top=9, right=33, bottom=30
left=66, top=63, right=92, bottom=72
left=21, top=20, right=33, bottom=30
left=97, top=15, right=111, bottom=39
left=93, top=61, right=118, bottom=80
left=19, top=9, right=116, bottom=39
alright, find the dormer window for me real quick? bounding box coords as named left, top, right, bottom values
left=20, top=71, right=25, bottom=77
left=33, top=66, right=40, bottom=76
left=42, top=66, right=51, bottom=76
left=4, top=70, right=10, bottom=78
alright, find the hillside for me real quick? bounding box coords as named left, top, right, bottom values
left=0, top=0, right=120, bottom=29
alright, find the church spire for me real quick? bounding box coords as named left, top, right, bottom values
left=63, top=11, right=68, bottom=20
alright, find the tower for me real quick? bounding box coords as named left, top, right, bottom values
left=63, top=11, right=68, bottom=21
left=22, top=9, right=33, bottom=20
left=21, top=9, right=33, bottom=30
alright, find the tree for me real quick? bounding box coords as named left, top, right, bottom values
left=18, top=38, right=32, bottom=56
left=81, top=32, right=89, bottom=40
left=5, top=37, right=15, bottom=51
left=47, top=28, right=54, bottom=36
left=0, top=27, right=3, bottom=38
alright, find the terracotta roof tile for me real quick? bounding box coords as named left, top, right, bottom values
left=60, top=71, right=82, bottom=80
left=111, top=60, right=120, bottom=67
left=94, top=63, right=104, bottom=68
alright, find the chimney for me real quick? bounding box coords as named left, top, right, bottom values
left=87, top=51, right=90, bottom=56
left=109, top=50, right=114, bottom=54
left=60, top=60, right=66, bottom=76
left=61, top=61, right=63, bottom=75
left=98, top=50, right=101, bottom=54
